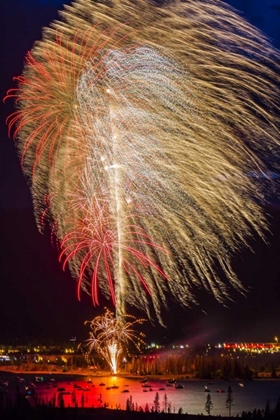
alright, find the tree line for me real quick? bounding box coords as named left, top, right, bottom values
left=129, top=354, right=279, bottom=380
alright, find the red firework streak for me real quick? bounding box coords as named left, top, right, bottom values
left=4, top=27, right=170, bottom=310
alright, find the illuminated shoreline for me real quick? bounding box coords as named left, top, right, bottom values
left=0, top=366, right=187, bottom=381
left=0, top=367, right=278, bottom=382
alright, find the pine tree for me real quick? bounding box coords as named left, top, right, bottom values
left=97, top=393, right=103, bottom=407
left=58, top=392, right=65, bottom=408
left=153, top=392, right=160, bottom=413
left=264, top=399, right=270, bottom=418
left=205, top=393, right=213, bottom=415
left=273, top=396, right=280, bottom=417
left=163, top=393, right=168, bottom=413
left=71, top=389, right=77, bottom=406
left=271, top=363, right=277, bottom=378
left=81, top=392, right=85, bottom=408
left=126, top=396, right=133, bottom=411
left=226, top=385, right=233, bottom=417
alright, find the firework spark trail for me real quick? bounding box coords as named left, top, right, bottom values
left=5, top=0, right=280, bottom=323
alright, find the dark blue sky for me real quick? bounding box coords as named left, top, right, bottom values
left=1, top=0, right=280, bottom=343
left=227, top=0, right=280, bottom=48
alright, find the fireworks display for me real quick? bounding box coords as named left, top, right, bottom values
left=5, top=0, right=280, bottom=323
left=83, top=309, right=145, bottom=374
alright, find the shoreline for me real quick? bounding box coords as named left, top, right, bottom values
left=0, top=366, right=278, bottom=382
left=0, top=366, right=189, bottom=381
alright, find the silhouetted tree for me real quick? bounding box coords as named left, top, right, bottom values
left=222, top=358, right=232, bottom=379
left=126, top=396, right=134, bottom=411
left=243, top=364, right=253, bottom=380
left=226, top=385, right=233, bottom=417
left=264, top=399, right=271, bottom=418
left=271, top=363, right=277, bottom=378
left=273, top=396, right=280, bottom=417
left=97, top=393, right=103, bottom=407
left=58, top=392, right=65, bottom=408
left=153, top=392, right=160, bottom=413
left=71, top=389, right=77, bottom=406
left=233, top=359, right=242, bottom=378
left=163, top=393, right=168, bottom=413
left=205, top=392, right=213, bottom=415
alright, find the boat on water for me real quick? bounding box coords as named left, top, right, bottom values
left=99, top=382, right=106, bottom=386
left=175, top=383, right=184, bottom=389
left=166, top=379, right=176, bottom=385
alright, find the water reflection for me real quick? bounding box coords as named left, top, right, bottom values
left=1, top=372, right=280, bottom=416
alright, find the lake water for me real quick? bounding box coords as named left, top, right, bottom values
left=1, top=372, right=280, bottom=417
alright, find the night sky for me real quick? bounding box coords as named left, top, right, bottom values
left=1, top=0, right=280, bottom=345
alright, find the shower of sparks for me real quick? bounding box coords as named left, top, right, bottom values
left=83, top=309, right=145, bottom=374
left=4, top=0, right=280, bottom=323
